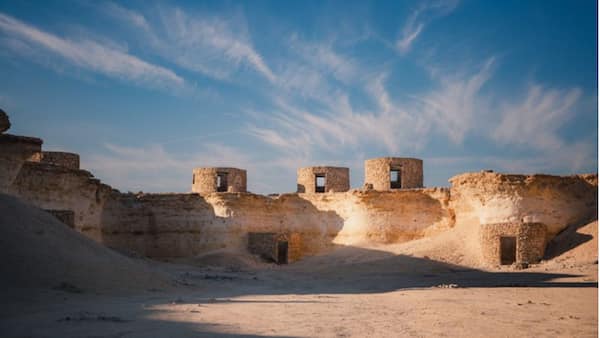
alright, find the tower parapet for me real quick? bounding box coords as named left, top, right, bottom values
left=297, top=166, right=349, bottom=193
left=364, top=157, right=423, bottom=190
left=192, top=167, right=247, bottom=193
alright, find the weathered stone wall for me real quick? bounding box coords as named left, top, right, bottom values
left=5, top=162, right=113, bottom=241
left=41, top=151, right=80, bottom=169
left=248, top=232, right=278, bottom=261
left=480, top=222, right=547, bottom=266
left=0, top=134, right=42, bottom=191
left=85, top=189, right=450, bottom=258
left=0, top=128, right=595, bottom=266
left=297, top=166, right=350, bottom=193
left=449, top=172, right=598, bottom=239
left=192, top=167, right=247, bottom=193
left=364, top=157, right=423, bottom=190
left=305, top=188, right=453, bottom=244
left=99, top=193, right=222, bottom=257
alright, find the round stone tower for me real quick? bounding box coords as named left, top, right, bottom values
left=297, top=166, right=349, bottom=193
left=364, top=157, right=423, bottom=190
left=192, top=167, right=247, bottom=194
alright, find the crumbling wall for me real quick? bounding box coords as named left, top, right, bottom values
left=480, top=222, right=547, bottom=266
left=300, top=188, right=453, bottom=244
left=449, top=172, right=598, bottom=239
left=192, top=167, right=247, bottom=193
left=99, top=193, right=218, bottom=257
left=5, top=162, right=113, bottom=241
left=364, top=157, right=423, bottom=190
left=204, top=193, right=344, bottom=258
left=1, top=126, right=595, bottom=266
left=41, top=151, right=80, bottom=169
left=297, top=166, right=350, bottom=193
left=0, top=134, right=42, bottom=191
left=96, top=189, right=453, bottom=258
left=248, top=232, right=278, bottom=261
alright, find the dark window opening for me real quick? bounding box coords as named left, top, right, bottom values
left=315, top=174, right=326, bottom=193
left=192, top=174, right=195, bottom=184
left=500, top=236, right=517, bottom=265
left=277, top=241, right=288, bottom=264
left=390, top=168, right=402, bottom=189
left=217, top=172, right=228, bottom=192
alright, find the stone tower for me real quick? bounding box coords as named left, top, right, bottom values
left=364, top=157, right=423, bottom=190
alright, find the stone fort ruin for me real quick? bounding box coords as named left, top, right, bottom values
left=0, top=111, right=597, bottom=268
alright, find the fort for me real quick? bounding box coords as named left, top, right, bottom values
left=0, top=112, right=596, bottom=269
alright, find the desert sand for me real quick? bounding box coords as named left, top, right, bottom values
left=0, top=194, right=597, bottom=337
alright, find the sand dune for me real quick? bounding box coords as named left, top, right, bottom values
left=0, top=193, right=171, bottom=294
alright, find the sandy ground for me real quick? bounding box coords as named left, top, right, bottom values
left=0, top=194, right=597, bottom=337
left=1, top=253, right=597, bottom=338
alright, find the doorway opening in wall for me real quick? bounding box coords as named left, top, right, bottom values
left=277, top=240, right=288, bottom=264
left=217, top=172, right=228, bottom=192
left=315, top=174, right=326, bottom=193
left=390, top=167, right=402, bottom=189
left=500, top=236, right=517, bottom=265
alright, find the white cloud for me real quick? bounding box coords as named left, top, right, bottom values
left=397, top=22, right=423, bottom=53
left=151, top=7, right=276, bottom=83
left=417, top=57, right=495, bottom=144
left=493, top=84, right=582, bottom=151
left=396, top=0, right=460, bottom=54
left=287, top=35, right=357, bottom=83
left=0, top=12, right=184, bottom=90
left=102, top=2, right=151, bottom=33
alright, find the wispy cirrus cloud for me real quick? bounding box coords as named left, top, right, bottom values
left=100, top=1, right=151, bottom=33
left=397, top=0, right=460, bottom=54
left=246, top=50, right=593, bottom=177
left=157, top=7, right=276, bottom=83
left=102, top=3, right=276, bottom=83
left=0, top=12, right=184, bottom=91
left=416, top=57, right=495, bottom=144
left=287, top=34, right=357, bottom=84
left=493, top=84, right=582, bottom=151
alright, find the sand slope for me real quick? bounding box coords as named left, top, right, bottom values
left=0, top=193, right=171, bottom=293
left=544, top=220, right=598, bottom=267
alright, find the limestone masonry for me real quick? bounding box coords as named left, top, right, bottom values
left=364, top=157, right=423, bottom=190
left=297, top=166, right=350, bottom=193
left=40, top=151, right=80, bottom=169
left=192, top=167, right=247, bottom=193
left=0, top=111, right=596, bottom=268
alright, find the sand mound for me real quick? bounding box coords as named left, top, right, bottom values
left=0, top=194, right=171, bottom=293
left=171, top=250, right=268, bottom=271
left=544, top=220, right=598, bottom=266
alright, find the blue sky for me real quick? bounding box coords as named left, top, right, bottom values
left=0, top=0, right=597, bottom=194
